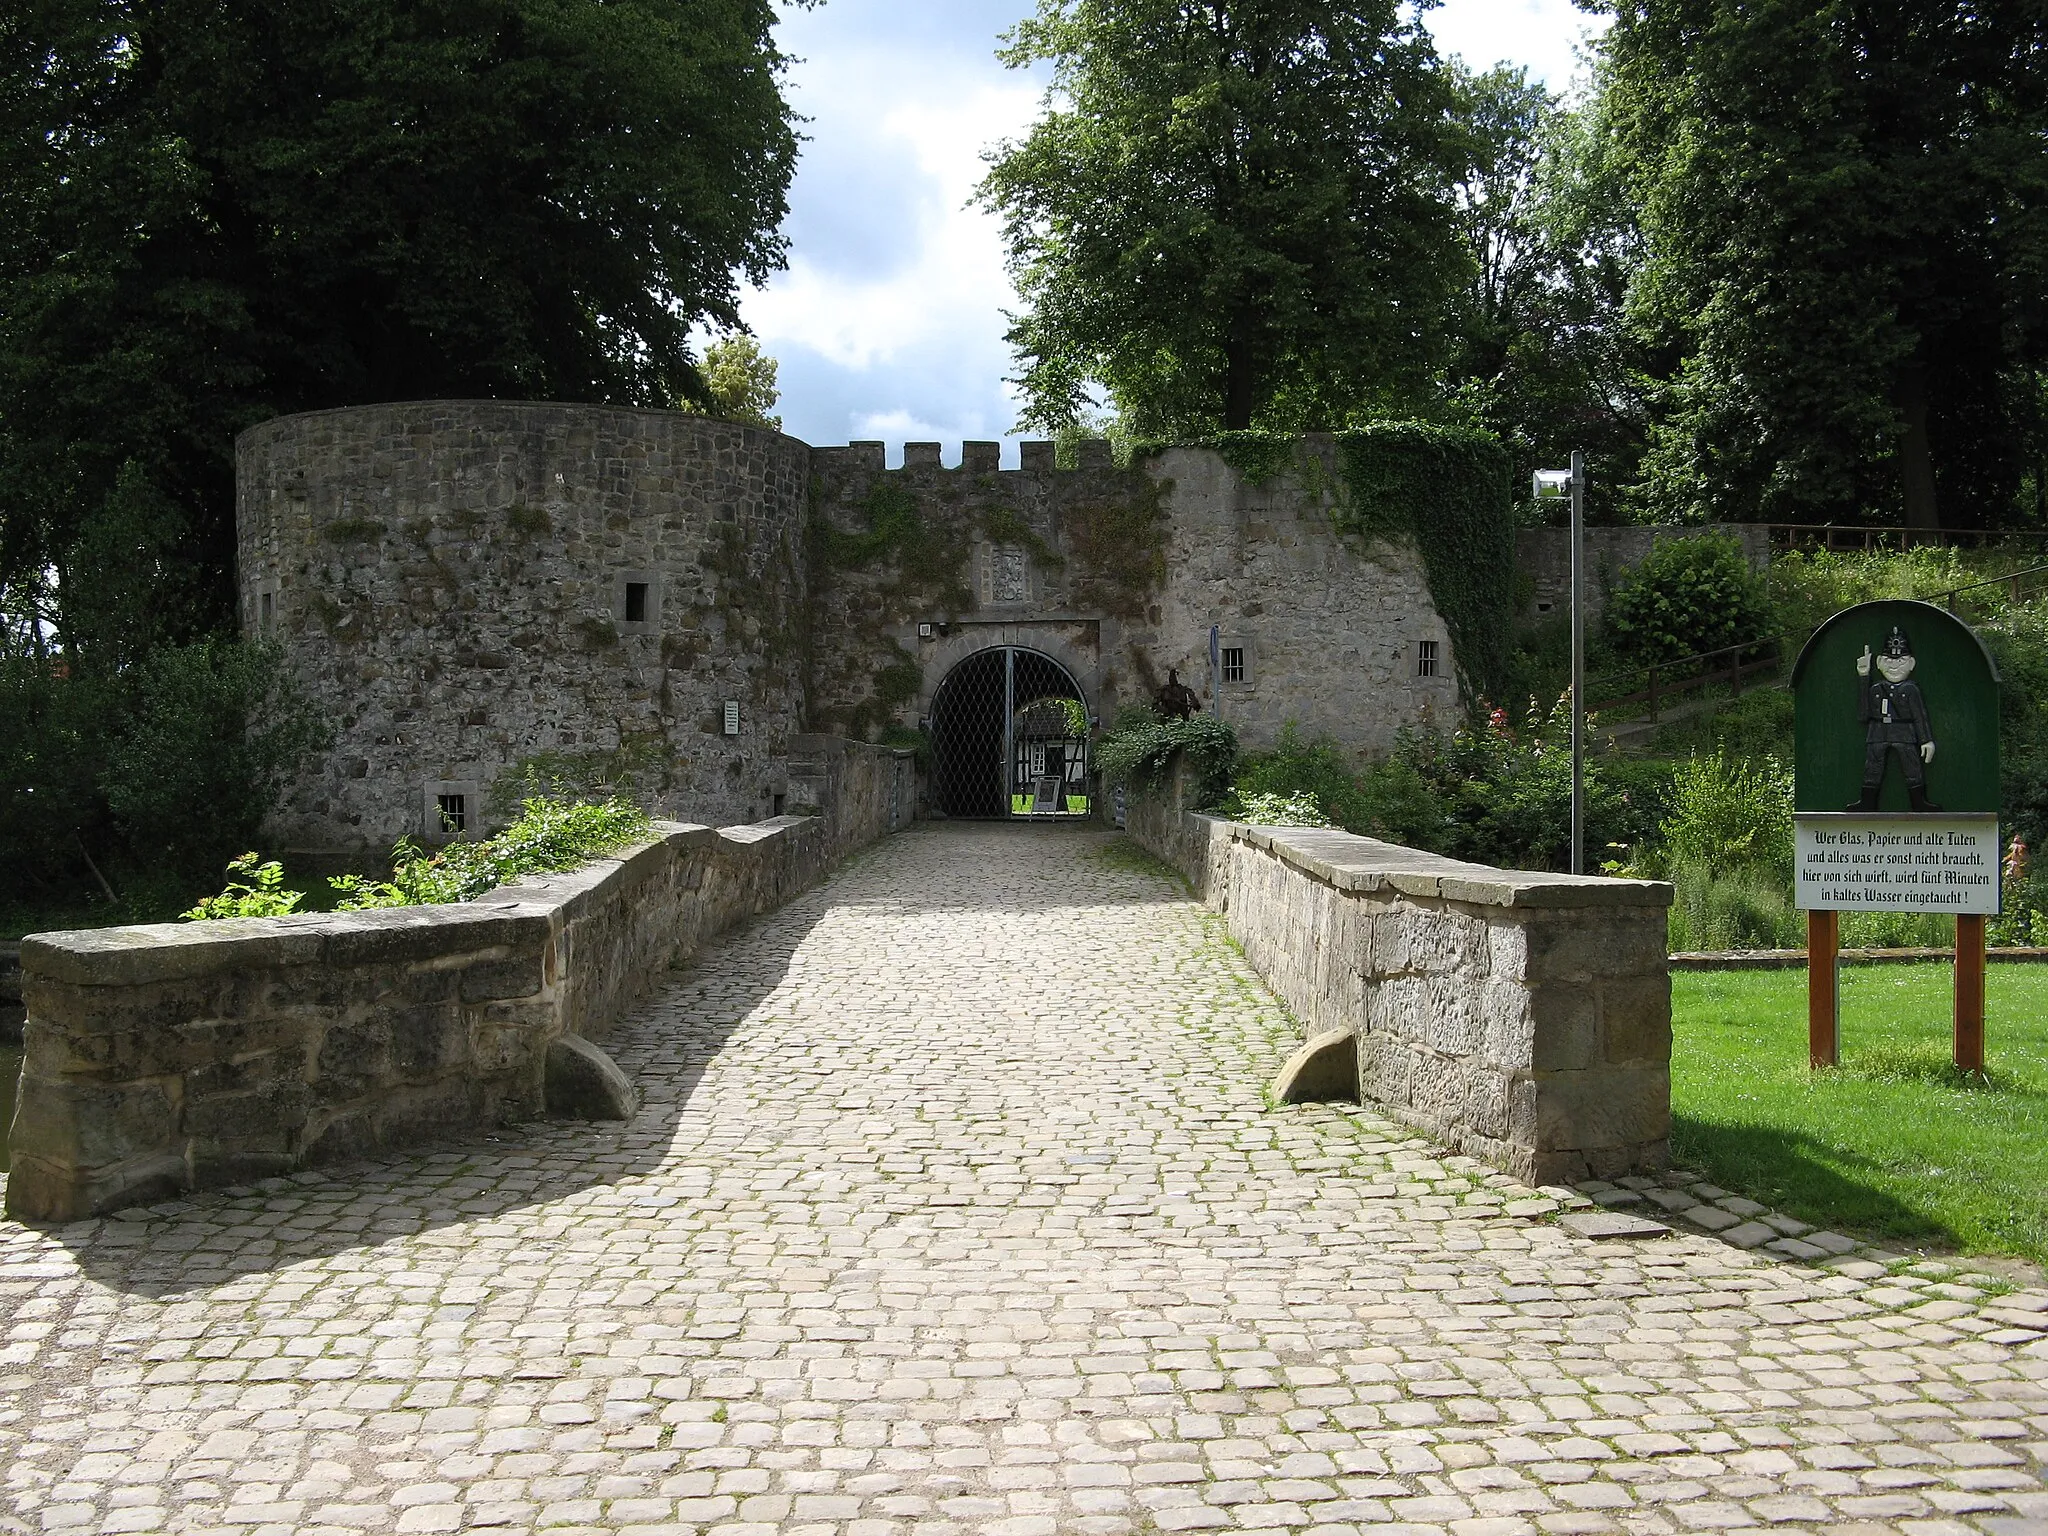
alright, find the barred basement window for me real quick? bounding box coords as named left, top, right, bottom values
left=1221, top=646, right=1246, bottom=684
left=1417, top=640, right=1441, bottom=678
left=437, top=793, right=467, bottom=833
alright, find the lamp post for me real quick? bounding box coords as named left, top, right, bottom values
left=1534, top=456, right=1587, bottom=874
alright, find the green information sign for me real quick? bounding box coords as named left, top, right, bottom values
left=1791, top=599, right=2000, bottom=815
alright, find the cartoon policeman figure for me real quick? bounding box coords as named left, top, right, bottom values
left=1851, top=625, right=1939, bottom=811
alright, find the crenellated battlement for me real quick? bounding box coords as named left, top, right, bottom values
left=808, top=439, right=1121, bottom=476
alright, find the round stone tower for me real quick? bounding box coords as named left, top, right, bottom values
left=237, top=400, right=810, bottom=850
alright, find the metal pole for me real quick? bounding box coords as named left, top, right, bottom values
left=1570, top=449, right=1585, bottom=876
left=1003, top=646, right=1016, bottom=819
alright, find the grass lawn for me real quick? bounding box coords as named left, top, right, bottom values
left=1673, top=963, right=2048, bottom=1267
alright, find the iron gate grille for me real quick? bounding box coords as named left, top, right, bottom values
left=927, top=647, right=1090, bottom=818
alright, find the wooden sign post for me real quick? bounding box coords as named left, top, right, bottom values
left=1791, top=600, right=2000, bottom=1073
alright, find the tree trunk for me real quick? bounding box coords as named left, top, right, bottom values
left=1897, top=361, right=1941, bottom=532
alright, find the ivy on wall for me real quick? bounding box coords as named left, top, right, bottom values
left=1333, top=423, right=1514, bottom=704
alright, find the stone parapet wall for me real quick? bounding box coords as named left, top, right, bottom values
left=8, top=741, right=907, bottom=1223
left=1515, top=524, right=1773, bottom=627
left=1127, top=760, right=1674, bottom=1186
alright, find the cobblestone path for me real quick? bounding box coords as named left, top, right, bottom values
left=4, top=825, right=2046, bottom=1536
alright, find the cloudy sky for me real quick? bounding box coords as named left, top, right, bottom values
left=740, top=0, right=1607, bottom=462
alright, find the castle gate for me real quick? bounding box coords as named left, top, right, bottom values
left=927, top=646, right=1091, bottom=818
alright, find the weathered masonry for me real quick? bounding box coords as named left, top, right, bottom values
left=7, top=744, right=915, bottom=1222
left=239, top=403, right=1459, bottom=851
left=1130, top=757, right=1674, bottom=1186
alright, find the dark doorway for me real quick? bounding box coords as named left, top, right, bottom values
left=928, top=647, right=1090, bottom=818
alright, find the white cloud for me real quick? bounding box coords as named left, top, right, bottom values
left=1420, top=0, right=1609, bottom=91
left=744, top=75, right=1038, bottom=372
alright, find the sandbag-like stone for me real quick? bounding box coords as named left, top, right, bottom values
left=545, top=1034, right=637, bottom=1121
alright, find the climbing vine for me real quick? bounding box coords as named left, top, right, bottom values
left=1333, top=422, right=1514, bottom=704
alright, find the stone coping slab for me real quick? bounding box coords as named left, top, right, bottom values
left=1234, top=822, right=1673, bottom=909
left=17, top=821, right=739, bottom=988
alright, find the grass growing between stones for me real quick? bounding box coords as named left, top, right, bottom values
left=1672, top=963, right=2048, bottom=1265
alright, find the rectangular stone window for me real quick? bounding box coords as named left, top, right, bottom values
left=422, top=779, right=482, bottom=842
left=1418, top=639, right=1441, bottom=678
left=613, top=570, right=659, bottom=633
left=1221, top=646, right=1246, bottom=684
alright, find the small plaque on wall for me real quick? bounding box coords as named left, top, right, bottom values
left=723, top=700, right=741, bottom=736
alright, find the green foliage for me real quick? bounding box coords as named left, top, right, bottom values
left=331, top=796, right=654, bottom=910
left=1603, top=0, right=2048, bottom=529
left=1228, top=726, right=1378, bottom=833
left=1, top=0, right=805, bottom=657
left=1442, top=64, right=1650, bottom=526
left=182, top=853, right=306, bottom=920
left=1602, top=533, right=1773, bottom=665
left=1334, top=422, right=1516, bottom=701
left=1217, top=789, right=1334, bottom=829
left=1663, top=752, right=1791, bottom=880
left=1095, top=709, right=1239, bottom=807
left=0, top=641, right=326, bottom=904
left=702, top=333, right=782, bottom=430
left=979, top=0, right=1471, bottom=435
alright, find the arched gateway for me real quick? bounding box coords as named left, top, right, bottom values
left=927, top=647, right=1091, bottom=818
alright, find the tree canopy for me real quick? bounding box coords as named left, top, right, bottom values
left=1601, top=0, right=2048, bottom=529
left=0, top=0, right=805, bottom=651
left=979, top=0, right=1473, bottom=436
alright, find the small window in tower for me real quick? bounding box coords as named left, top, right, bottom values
left=1221, top=646, right=1246, bottom=684
left=437, top=793, right=467, bottom=833
left=1417, top=639, right=1441, bottom=678
left=624, top=582, right=649, bottom=623
left=259, top=591, right=274, bottom=631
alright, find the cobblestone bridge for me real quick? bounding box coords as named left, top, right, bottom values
left=3, top=826, right=2044, bottom=1536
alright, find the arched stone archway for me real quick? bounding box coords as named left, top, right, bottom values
left=927, top=647, right=1091, bottom=818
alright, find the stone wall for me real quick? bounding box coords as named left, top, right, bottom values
left=1516, top=524, right=1773, bottom=628
left=7, top=740, right=910, bottom=1223
left=1128, top=759, right=1674, bottom=1186
left=808, top=436, right=1458, bottom=756
left=239, top=402, right=812, bottom=851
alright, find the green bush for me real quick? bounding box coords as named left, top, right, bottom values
left=1216, top=789, right=1333, bottom=828
left=1603, top=532, right=1774, bottom=666
left=1229, top=726, right=1375, bottom=830
left=1095, top=708, right=1238, bottom=806
left=1663, top=751, right=1792, bottom=881
left=0, top=641, right=325, bottom=913
left=331, top=796, right=655, bottom=910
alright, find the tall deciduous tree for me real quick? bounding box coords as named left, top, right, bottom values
left=0, top=0, right=805, bottom=648
left=1601, top=0, right=2048, bottom=529
left=1441, top=64, right=1653, bottom=522
left=979, top=0, right=1471, bottom=436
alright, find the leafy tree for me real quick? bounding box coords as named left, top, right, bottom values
left=1600, top=0, right=2048, bottom=529
left=702, top=333, right=784, bottom=430
left=1441, top=63, right=1652, bottom=523
left=1, top=0, right=806, bottom=649
left=979, top=0, right=1472, bottom=435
